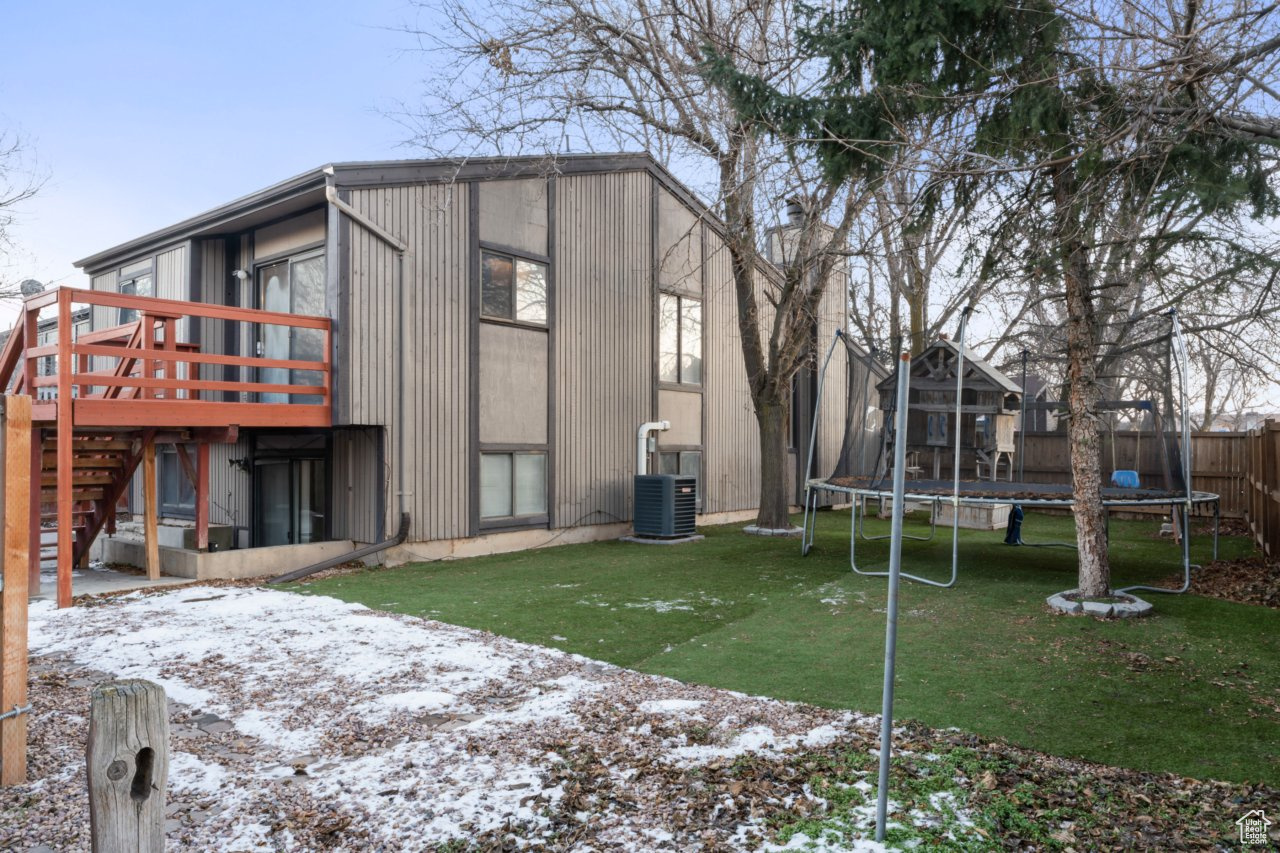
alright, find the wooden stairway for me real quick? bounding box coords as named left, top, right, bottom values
left=1, top=286, right=333, bottom=608
left=36, top=430, right=147, bottom=578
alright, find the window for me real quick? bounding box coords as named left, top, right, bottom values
left=480, top=452, right=547, bottom=519
left=658, top=293, right=702, bottom=384
left=257, top=251, right=325, bottom=404
left=481, top=250, right=547, bottom=324
left=159, top=447, right=195, bottom=518
left=658, top=450, right=701, bottom=510
left=927, top=413, right=949, bottom=446
left=116, top=260, right=155, bottom=324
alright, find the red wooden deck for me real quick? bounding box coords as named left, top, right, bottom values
left=0, top=287, right=333, bottom=607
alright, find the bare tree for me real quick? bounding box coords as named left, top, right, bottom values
left=0, top=131, right=43, bottom=300
left=407, top=0, right=868, bottom=528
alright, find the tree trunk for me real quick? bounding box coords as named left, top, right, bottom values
left=755, top=398, right=793, bottom=529
left=908, top=288, right=928, bottom=355
left=1055, top=164, right=1111, bottom=597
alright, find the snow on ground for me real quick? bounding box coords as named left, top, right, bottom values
left=7, top=586, right=900, bottom=851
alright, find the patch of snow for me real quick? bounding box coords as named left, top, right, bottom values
left=623, top=599, right=695, bottom=613
left=167, top=750, right=229, bottom=796
left=637, top=698, right=705, bottom=714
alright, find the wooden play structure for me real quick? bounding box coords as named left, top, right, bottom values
left=0, top=287, right=332, bottom=610
left=875, top=339, right=1022, bottom=481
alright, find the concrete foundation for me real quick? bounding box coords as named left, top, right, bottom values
left=380, top=509, right=760, bottom=565
left=98, top=537, right=356, bottom=580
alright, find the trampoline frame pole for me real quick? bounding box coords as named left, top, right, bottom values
left=1120, top=310, right=1199, bottom=596
left=801, top=329, right=845, bottom=557
left=949, top=308, right=971, bottom=584
left=875, top=351, right=912, bottom=843
left=1018, top=348, right=1028, bottom=482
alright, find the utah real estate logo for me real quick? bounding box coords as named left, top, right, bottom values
left=1236, top=809, right=1271, bottom=846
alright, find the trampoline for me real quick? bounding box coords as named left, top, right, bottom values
left=800, top=310, right=1219, bottom=594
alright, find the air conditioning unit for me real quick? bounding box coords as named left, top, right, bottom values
left=633, top=474, right=697, bottom=538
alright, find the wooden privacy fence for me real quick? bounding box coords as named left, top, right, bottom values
left=1017, top=430, right=1248, bottom=518
left=1245, top=420, right=1280, bottom=558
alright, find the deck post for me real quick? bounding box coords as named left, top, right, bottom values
left=195, top=442, right=209, bottom=551
left=27, top=426, right=40, bottom=591
left=1, top=395, right=32, bottom=785
left=56, top=290, right=74, bottom=609
left=25, top=305, right=40, bottom=592
left=142, top=440, right=159, bottom=580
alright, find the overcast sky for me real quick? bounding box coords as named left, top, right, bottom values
left=1, top=0, right=433, bottom=320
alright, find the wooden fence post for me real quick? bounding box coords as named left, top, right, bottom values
left=87, top=679, right=168, bottom=853
left=1, top=395, right=32, bottom=785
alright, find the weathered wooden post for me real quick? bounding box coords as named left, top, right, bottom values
left=87, top=680, right=169, bottom=852
left=1, top=395, right=33, bottom=786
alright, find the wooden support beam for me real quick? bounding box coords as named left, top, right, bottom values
left=1, top=395, right=32, bottom=785
left=195, top=443, right=209, bottom=552
left=56, top=293, right=74, bottom=609
left=142, top=441, right=159, bottom=580
left=27, top=426, right=40, bottom=591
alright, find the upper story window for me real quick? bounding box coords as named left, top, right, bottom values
left=482, top=250, right=547, bottom=325
left=118, top=260, right=154, bottom=324
left=659, top=293, right=702, bottom=385
left=257, top=250, right=326, bottom=404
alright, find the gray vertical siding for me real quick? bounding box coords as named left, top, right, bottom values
left=344, top=183, right=470, bottom=542
left=197, top=239, right=226, bottom=358
left=330, top=427, right=382, bottom=543
left=552, top=171, right=653, bottom=526
left=701, top=231, right=764, bottom=514
left=207, top=439, right=251, bottom=528
left=89, top=270, right=119, bottom=377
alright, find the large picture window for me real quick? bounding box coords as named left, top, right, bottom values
left=481, top=250, right=547, bottom=325
left=257, top=251, right=325, bottom=404
left=658, top=293, right=702, bottom=385
left=480, top=452, right=547, bottom=519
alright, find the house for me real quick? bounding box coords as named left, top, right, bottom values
left=3, top=154, right=875, bottom=604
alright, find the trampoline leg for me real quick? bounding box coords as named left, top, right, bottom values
left=1119, top=500, right=1192, bottom=596
left=860, top=494, right=938, bottom=543
left=1213, top=499, right=1220, bottom=561
left=801, top=487, right=819, bottom=556
left=850, top=500, right=860, bottom=573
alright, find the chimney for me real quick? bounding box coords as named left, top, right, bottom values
left=784, top=197, right=804, bottom=225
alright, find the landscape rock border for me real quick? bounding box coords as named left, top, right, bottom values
left=1046, top=589, right=1154, bottom=618
left=742, top=525, right=804, bottom=537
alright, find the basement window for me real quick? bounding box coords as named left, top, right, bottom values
left=480, top=452, right=547, bottom=519
left=481, top=251, right=547, bottom=325
left=158, top=447, right=195, bottom=518
left=658, top=293, right=702, bottom=384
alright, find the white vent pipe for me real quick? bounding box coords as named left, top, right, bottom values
left=636, top=421, right=671, bottom=476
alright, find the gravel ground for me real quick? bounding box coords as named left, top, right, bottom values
left=1, top=586, right=1274, bottom=852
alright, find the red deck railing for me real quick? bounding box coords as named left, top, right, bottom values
left=0, top=286, right=332, bottom=428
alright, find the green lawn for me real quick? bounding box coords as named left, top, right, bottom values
left=293, top=509, right=1279, bottom=785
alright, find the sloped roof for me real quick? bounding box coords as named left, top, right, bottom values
left=876, top=338, right=1023, bottom=394
left=74, top=152, right=715, bottom=274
